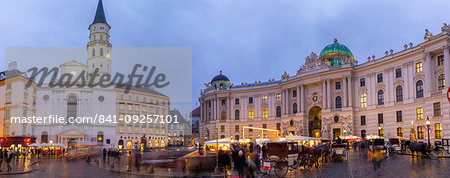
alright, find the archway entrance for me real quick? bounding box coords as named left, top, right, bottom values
left=308, top=106, right=322, bottom=138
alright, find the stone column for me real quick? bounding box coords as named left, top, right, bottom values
left=285, top=90, right=290, bottom=114
left=343, top=76, right=348, bottom=107
left=296, top=86, right=301, bottom=113
left=300, top=84, right=305, bottom=113
left=347, top=76, right=352, bottom=107
left=227, top=97, right=231, bottom=120
left=385, top=69, right=391, bottom=104
left=424, top=52, right=433, bottom=97
left=409, top=62, right=415, bottom=99
left=403, top=64, right=409, bottom=100
left=444, top=47, right=450, bottom=89
left=327, top=79, right=331, bottom=109
left=322, top=80, right=327, bottom=109
left=200, top=102, right=203, bottom=123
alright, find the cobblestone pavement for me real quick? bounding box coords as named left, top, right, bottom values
left=0, top=155, right=34, bottom=175
left=3, top=150, right=450, bottom=177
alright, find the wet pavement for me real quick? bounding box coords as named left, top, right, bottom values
left=2, top=149, right=450, bottom=177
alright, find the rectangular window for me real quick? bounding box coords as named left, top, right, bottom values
left=276, top=123, right=281, bottom=130
left=221, top=99, right=226, bottom=106
left=262, top=107, right=268, bottom=119
left=221, top=125, right=225, bottom=133
left=360, top=116, right=366, bottom=125
left=6, top=93, right=11, bottom=103
left=435, top=123, right=443, bottom=139
left=397, top=127, right=403, bottom=137
left=360, top=93, right=367, bottom=108
left=416, top=107, right=423, bottom=120
left=378, top=113, right=383, bottom=124
left=249, top=97, right=253, bottom=104
left=377, top=74, right=383, bottom=83
left=395, top=68, right=402, bottom=78
left=276, top=94, right=281, bottom=101
left=235, top=125, right=239, bottom=132
left=360, top=78, right=366, bottom=87
left=438, top=55, right=444, bottom=66
left=248, top=108, right=254, bottom=119
left=335, top=81, right=341, bottom=90
left=293, top=90, right=297, bottom=97
left=417, top=126, right=424, bottom=139
left=262, top=96, right=267, bottom=102
left=249, top=125, right=253, bottom=132
left=416, top=62, right=423, bottom=73
left=396, top=111, right=402, bottom=122
left=434, top=102, right=441, bottom=116
left=262, top=124, right=267, bottom=129
left=235, top=98, right=239, bottom=105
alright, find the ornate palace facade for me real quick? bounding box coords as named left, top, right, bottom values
left=199, top=25, right=450, bottom=144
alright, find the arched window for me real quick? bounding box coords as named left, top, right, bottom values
left=100, top=48, right=103, bottom=56
left=221, top=110, right=226, bottom=120
left=417, top=126, right=424, bottom=139
left=262, top=107, right=268, bottom=118
left=335, top=96, right=342, bottom=108
left=235, top=110, right=240, bottom=120
left=92, top=48, right=95, bottom=57
left=97, top=131, right=104, bottom=143
left=67, top=95, right=77, bottom=123
left=397, top=127, right=403, bottom=137
left=248, top=108, right=254, bottom=119
left=293, top=103, right=298, bottom=114
left=361, top=130, right=367, bottom=139
left=276, top=106, right=281, bottom=117
left=435, top=123, right=443, bottom=139
left=360, top=93, right=367, bottom=108
left=438, top=74, right=445, bottom=90
left=396, top=85, right=403, bottom=102
left=416, top=80, right=423, bottom=98
left=377, top=90, right=384, bottom=105
left=41, top=131, right=48, bottom=143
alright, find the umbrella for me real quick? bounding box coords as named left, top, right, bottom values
left=28, top=143, right=40, bottom=147
left=41, top=143, right=49, bottom=147
left=53, top=143, right=65, bottom=147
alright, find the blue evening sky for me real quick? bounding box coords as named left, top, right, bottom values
left=1, top=0, right=450, bottom=109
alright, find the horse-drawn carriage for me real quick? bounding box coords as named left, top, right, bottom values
left=434, top=138, right=450, bottom=158
left=259, top=142, right=297, bottom=177
left=331, top=143, right=348, bottom=161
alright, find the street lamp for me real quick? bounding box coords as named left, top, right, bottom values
left=426, top=116, right=431, bottom=149
left=378, top=124, right=381, bottom=137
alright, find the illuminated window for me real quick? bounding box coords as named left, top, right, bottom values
left=128, top=127, right=132, bottom=133
left=262, top=107, right=268, bottom=119
left=397, top=127, right=403, bottom=137
left=119, top=127, right=123, bottom=133
left=360, top=93, right=367, bottom=108
left=416, top=107, right=423, bottom=120
left=417, top=126, right=424, bottom=139
left=416, top=62, right=423, bottom=73
left=262, top=96, right=267, bottom=102
left=248, top=108, right=254, bottom=119
left=435, top=123, right=442, bottom=139
left=438, top=74, right=445, bottom=90
left=276, top=94, right=281, bottom=101
left=249, top=135, right=253, bottom=140
left=128, top=105, right=132, bottom=110
left=379, top=129, right=384, bottom=137
left=120, top=104, right=124, bottom=110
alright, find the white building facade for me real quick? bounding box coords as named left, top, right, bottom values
left=200, top=25, right=450, bottom=145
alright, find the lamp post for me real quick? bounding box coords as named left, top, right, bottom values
left=426, top=117, right=431, bottom=149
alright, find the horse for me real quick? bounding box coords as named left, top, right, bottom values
left=405, top=141, right=428, bottom=158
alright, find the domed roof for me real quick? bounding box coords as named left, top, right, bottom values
left=211, top=70, right=230, bottom=83
left=319, top=39, right=354, bottom=59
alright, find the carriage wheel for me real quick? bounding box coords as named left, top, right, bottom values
left=429, top=151, right=438, bottom=160
left=275, top=159, right=288, bottom=177
left=258, top=161, right=268, bottom=175
left=438, top=149, right=444, bottom=158
left=303, top=158, right=313, bottom=171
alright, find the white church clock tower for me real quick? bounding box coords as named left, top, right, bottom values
left=87, top=0, right=111, bottom=77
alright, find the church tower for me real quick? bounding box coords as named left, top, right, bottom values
left=87, top=0, right=111, bottom=77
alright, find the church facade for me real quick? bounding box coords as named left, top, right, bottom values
left=199, top=25, right=450, bottom=145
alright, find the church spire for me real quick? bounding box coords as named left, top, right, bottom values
left=92, top=0, right=107, bottom=24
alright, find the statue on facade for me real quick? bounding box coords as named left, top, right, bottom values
left=442, top=23, right=449, bottom=34
left=424, top=29, right=433, bottom=41
left=281, top=71, right=289, bottom=79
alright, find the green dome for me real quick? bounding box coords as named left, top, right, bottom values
left=319, top=39, right=354, bottom=67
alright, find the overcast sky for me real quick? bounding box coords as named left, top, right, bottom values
left=1, top=0, right=450, bottom=109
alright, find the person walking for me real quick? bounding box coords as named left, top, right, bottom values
left=0, top=150, right=3, bottom=172
left=236, top=150, right=246, bottom=178
left=127, top=151, right=132, bottom=172
left=6, top=151, right=12, bottom=172
left=135, top=152, right=141, bottom=171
